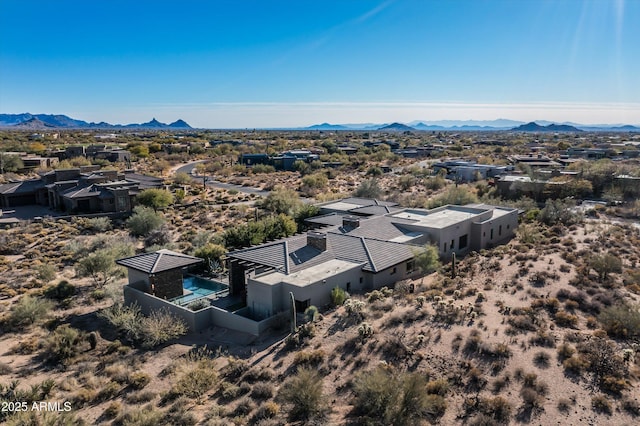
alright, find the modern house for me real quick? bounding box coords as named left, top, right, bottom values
left=0, top=167, right=163, bottom=212
left=118, top=199, right=518, bottom=336
left=227, top=201, right=518, bottom=322
left=431, top=160, right=510, bottom=182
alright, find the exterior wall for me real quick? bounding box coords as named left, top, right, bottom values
left=127, top=269, right=150, bottom=290
left=246, top=279, right=281, bottom=319
left=471, top=210, right=518, bottom=251
left=152, top=269, right=183, bottom=300
left=368, top=261, right=410, bottom=289
left=124, top=284, right=285, bottom=335
left=281, top=265, right=363, bottom=310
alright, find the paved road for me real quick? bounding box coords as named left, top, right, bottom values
left=175, top=161, right=271, bottom=197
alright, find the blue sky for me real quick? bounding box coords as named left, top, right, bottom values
left=1, top=0, right=638, bottom=127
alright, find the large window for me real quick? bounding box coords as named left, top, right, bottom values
left=459, top=234, right=468, bottom=249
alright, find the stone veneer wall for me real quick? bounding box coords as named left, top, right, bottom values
left=152, top=269, right=183, bottom=300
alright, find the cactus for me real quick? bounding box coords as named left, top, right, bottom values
left=451, top=252, right=457, bottom=278
left=289, top=292, right=297, bottom=334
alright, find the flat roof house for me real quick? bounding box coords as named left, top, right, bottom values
left=227, top=201, right=518, bottom=322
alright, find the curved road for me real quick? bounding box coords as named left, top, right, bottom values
left=175, top=161, right=271, bottom=197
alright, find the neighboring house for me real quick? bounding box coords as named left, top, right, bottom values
left=240, top=153, right=270, bottom=166
left=432, top=160, right=510, bottom=182
left=0, top=167, right=163, bottom=212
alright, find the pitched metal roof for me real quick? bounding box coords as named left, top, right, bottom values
left=116, top=249, right=202, bottom=274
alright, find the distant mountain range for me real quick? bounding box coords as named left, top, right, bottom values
left=0, top=113, right=192, bottom=129
left=302, top=119, right=640, bottom=132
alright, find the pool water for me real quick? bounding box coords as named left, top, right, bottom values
left=171, top=276, right=228, bottom=306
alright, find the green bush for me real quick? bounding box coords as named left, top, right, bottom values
left=352, top=366, right=447, bottom=425
left=7, top=295, right=53, bottom=328
left=598, top=304, right=640, bottom=339
left=331, top=286, right=348, bottom=306
left=278, top=367, right=326, bottom=421
left=127, top=206, right=166, bottom=237
left=44, top=280, right=76, bottom=301
left=35, top=263, right=57, bottom=283
left=172, top=363, right=217, bottom=399
left=98, top=304, right=187, bottom=348
left=44, top=324, right=85, bottom=363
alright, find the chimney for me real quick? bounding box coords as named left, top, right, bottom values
left=342, top=215, right=360, bottom=230
left=307, top=231, right=327, bottom=252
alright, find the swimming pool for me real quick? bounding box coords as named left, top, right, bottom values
left=171, top=276, right=228, bottom=306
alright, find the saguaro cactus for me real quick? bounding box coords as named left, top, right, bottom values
left=289, top=292, right=297, bottom=334
left=451, top=252, right=457, bottom=279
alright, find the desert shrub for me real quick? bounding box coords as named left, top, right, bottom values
left=533, top=351, right=551, bottom=368
left=125, top=390, right=156, bottom=404
left=598, top=303, right=640, bottom=339
left=425, top=379, right=449, bottom=396
left=103, top=401, right=122, bottom=419
left=554, top=310, right=579, bottom=328
left=278, top=367, right=326, bottom=421
left=85, top=216, right=112, bottom=232
left=622, top=398, right=640, bottom=416
left=99, top=304, right=187, bottom=348
left=353, top=178, right=382, bottom=198
left=474, top=396, right=513, bottom=423
left=580, top=338, right=626, bottom=383
left=0, top=362, right=12, bottom=375
left=293, top=349, right=325, bottom=366
left=43, top=280, right=76, bottom=301
left=563, top=355, right=589, bottom=374
left=128, top=372, right=151, bottom=390
left=127, top=206, right=166, bottom=237
left=591, top=395, right=612, bottom=414
left=35, top=263, right=57, bottom=283
left=352, top=367, right=446, bottom=425
left=601, top=375, right=627, bottom=395
left=223, top=357, right=249, bottom=380
left=520, top=387, right=544, bottom=409
left=44, top=324, right=85, bottom=364
left=99, top=303, right=142, bottom=342
left=557, top=343, right=576, bottom=360
left=97, top=381, right=121, bottom=402
left=590, top=252, right=622, bottom=282
left=253, top=402, right=280, bottom=421
left=330, top=286, right=348, bottom=306
left=250, top=382, right=274, bottom=400
left=219, top=382, right=243, bottom=401
left=7, top=295, right=53, bottom=328
left=233, top=396, right=256, bottom=417
left=187, top=298, right=210, bottom=311
left=172, top=363, right=217, bottom=399
left=114, top=405, right=163, bottom=426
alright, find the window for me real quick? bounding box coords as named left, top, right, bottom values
left=499, top=225, right=502, bottom=236
left=507, top=224, right=510, bottom=230
left=391, top=267, right=397, bottom=275
left=490, top=228, right=494, bottom=240
left=359, top=277, right=363, bottom=284
left=346, top=282, right=351, bottom=292
left=406, top=260, right=415, bottom=273
left=444, top=242, right=447, bottom=252
left=451, top=240, right=455, bottom=251
left=459, top=234, right=468, bottom=249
